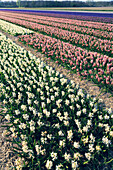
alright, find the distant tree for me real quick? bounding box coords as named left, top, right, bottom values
left=16, top=0, right=21, bottom=7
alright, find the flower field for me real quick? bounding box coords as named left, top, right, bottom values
left=1, top=14, right=112, bottom=56
left=1, top=14, right=112, bottom=41
left=0, top=11, right=113, bottom=94
left=1, top=11, right=113, bottom=32
left=0, top=10, right=113, bottom=169
left=0, top=12, right=113, bottom=54
left=0, top=32, right=113, bottom=169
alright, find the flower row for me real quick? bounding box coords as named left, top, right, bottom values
left=0, top=32, right=113, bottom=170
left=0, top=11, right=113, bottom=32
left=0, top=15, right=112, bottom=57
left=0, top=19, right=33, bottom=36
left=18, top=33, right=113, bottom=92
left=28, top=11, right=113, bottom=24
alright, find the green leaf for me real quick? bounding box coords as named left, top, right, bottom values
left=105, top=158, right=113, bottom=164
left=83, top=161, right=89, bottom=164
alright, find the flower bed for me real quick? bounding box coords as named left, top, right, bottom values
left=0, top=11, right=113, bottom=31
left=0, top=19, right=33, bottom=36
left=0, top=12, right=113, bottom=40
left=18, top=33, right=113, bottom=93
left=13, top=11, right=113, bottom=24
left=0, top=15, right=112, bottom=57
left=0, top=32, right=113, bottom=169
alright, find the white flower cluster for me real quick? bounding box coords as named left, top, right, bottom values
left=0, top=33, right=113, bottom=169
left=0, top=20, right=33, bottom=35
left=15, top=157, right=25, bottom=170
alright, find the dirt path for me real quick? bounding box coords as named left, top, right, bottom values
left=0, top=103, right=16, bottom=169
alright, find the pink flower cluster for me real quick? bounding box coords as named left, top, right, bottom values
left=18, top=33, right=113, bottom=89
left=0, top=14, right=112, bottom=57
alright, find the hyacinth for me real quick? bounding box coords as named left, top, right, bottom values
left=18, top=33, right=113, bottom=92
left=0, top=13, right=113, bottom=57
left=0, top=19, right=33, bottom=36
left=35, top=12, right=113, bottom=24
left=0, top=33, right=113, bottom=169
left=0, top=11, right=112, bottom=94
left=0, top=11, right=112, bottom=40
left=0, top=11, right=112, bottom=31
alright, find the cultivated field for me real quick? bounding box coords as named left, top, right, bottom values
left=0, top=10, right=113, bottom=170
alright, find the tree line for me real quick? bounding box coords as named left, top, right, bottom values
left=0, top=1, right=113, bottom=8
